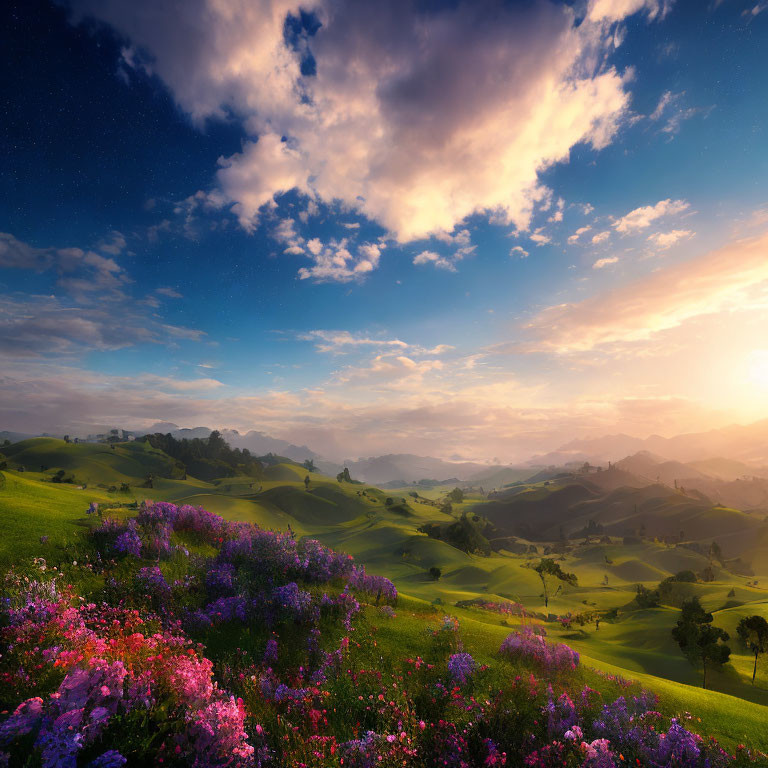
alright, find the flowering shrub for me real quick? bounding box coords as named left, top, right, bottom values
left=447, top=653, right=476, bottom=685
left=500, top=626, right=580, bottom=671
left=348, top=565, right=397, bottom=605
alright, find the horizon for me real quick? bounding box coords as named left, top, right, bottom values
left=2, top=0, right=768, bottom=463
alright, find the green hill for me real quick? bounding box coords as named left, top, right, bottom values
left=3, top=437, right=181, bottom=486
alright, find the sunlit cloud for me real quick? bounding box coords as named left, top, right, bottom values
left=71, top=0, right=667, bottom=244
left=525, top=230, right=768, bottom=352
left=613, top=198, right=689, bottom=233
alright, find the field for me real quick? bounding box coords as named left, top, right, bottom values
left=2, top=438, right=768, bottom=763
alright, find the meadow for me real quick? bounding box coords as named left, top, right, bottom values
left=2, top=438, right=768, bottom=766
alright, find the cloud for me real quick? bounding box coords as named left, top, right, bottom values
left=613, top=198, right=689, bottom=233
left=297, top=240, right=382, bottom=282
left=413, top=250, right=456, bottom=272
left=156, top=286, right=183, bottom=298
left=72, top=0, right=663, bottom=243
left=299, top=330, right=409, bottom=354
left=510, top=245, right=529, bottom=259
left=649, top=90, right=709, bottom=136
left=591, top=231, right=610, bottom=244
left=0, top=232, right=131, bottom=299
left=0, top=233, right=204, bottom=359
left=592, top=255, right=619, bottom=268
left=97, top=231, right=127, bottom=256
left=0, top=356, right=732, bottom=464
left=530, top=228, right=551, bottom=246
left=525, top=230, right=768, bottom=352
left=568, top=225, right=592, bottom=244
left=0, top=295, right=204, bottom=358
left=587, top=0, right=672, bottom=22
left=647, top=229, right=693, bottom=249
left=332, top=354, right=444, bottom=384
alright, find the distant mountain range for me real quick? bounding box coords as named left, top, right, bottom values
left=530, top=419, right=768, bottom=469
left=7, top=416, right=768, bottom=489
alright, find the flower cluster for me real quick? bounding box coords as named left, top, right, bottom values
left=348, top=565, right=398, bottom=605
left=500, top=626, right=580, bottom=671
left=0, top=590, right=260, bottom=767
left=447, top=653, right=476, bottom=686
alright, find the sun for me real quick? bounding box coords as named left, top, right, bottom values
left=747, top=350, right=768, bottom=389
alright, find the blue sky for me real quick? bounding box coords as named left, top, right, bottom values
left=1, top=0, right=768, bottom=462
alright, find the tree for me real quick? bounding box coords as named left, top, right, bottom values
left=635, top=584, right=660, bottom=609
left=737, top=615, right=768, bottom=685
left=336, top=467, right=353, bottom=483
left=303, top=458, right=316, bottom=472
left=448, top=487, right=464, bottom=504
left=672, top=597, right=730, bottom=688
left=63, top=435, right=70, bottom=443
left=429, top=566, right=442, bottom=581
left=534, top=558, right=577, bottom=609
left=709, top=541, right=723, bottom=566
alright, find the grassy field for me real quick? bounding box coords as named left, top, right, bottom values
left=2, top=437, right=768, bottom=751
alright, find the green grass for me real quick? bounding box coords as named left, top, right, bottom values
left=3, top=443, right=768, bottom=750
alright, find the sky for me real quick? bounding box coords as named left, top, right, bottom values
left=1, top=0, right=768, bottom=463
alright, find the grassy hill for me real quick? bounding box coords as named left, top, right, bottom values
left=3, top=441, right=768, bottom=750
left=3, top=437, right=181, bottom=485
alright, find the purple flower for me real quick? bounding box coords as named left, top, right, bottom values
left=88, top=750, right=127, bottom=768
left=500, top=627, right=579, bottom=671
left=447, top=652, right=476, bottom=685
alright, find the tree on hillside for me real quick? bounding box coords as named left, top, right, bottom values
left=336, top=467, right=352, bottom=483
left=448, top=487, right=464, bottom=504
left=303, top=459, right=316, bottom=472
left=534, top=558, right=577, bottom=609
left=63, top=435, right=70, bottom=443
left=709, top=541, right=723, bottom=567
left=737, top=615, right=768, bottom=685
left=635, top=584, right=660, bottom=609
left=672, top=597, right=730, bottom=688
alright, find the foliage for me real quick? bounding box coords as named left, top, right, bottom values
left=737, top=615, right=768, bottom=685
left=672, top=598, right=731, bottom=688
left=138, top=430, right=263, bottom=482
left=534, top=558, right=578, bottom=608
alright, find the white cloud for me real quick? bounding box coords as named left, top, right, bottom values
left=613, top=198, right=689, bottom=233
left=592, top=255, right=619, bottom=268
left=72, top=0, right=663, bottom=243
left=647, top=229, right=693, bottom=249
left=649, top=90, right=708, bottom=136
left=588, top=0, right=672, bottom=22
left=510, top=245, right=529, bottom=259
left=530, top=228, right=552, bottom=246
left=568, top=225, right=592, bottom=244
left=413, top=250, right=456, bottom=272
left=591, top=231, right=610, bottom=244
left=297, top=239, right=381, bottom=282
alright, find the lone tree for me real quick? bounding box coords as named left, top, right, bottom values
left=672, top=597, right=730, bottom=688
left=737, top=615, right=768, bottom=685
left=448, top=487, right=464, bottom=504
left=303, top=458, right=316, bottom=472
left=336, top=467, right=352, bottom=483
left=429, top=566, right=442, bottom=581
left=534, top=558, right=577, bottom=609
